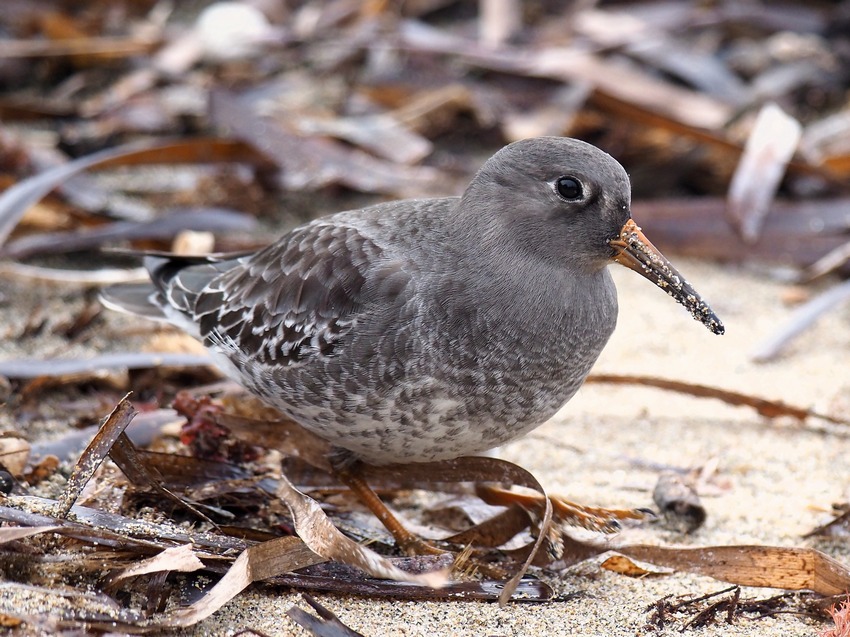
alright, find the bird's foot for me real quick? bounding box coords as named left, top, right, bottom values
left=477, top=484, right=651, bottom=533
left=549, top=495, right=652, bottom=533
left=396, top=536, right=448, bottom=558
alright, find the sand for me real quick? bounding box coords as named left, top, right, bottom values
left=2, top=257, right=849, bottom=636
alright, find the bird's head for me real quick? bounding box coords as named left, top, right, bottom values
left=460, top=136, right=724, bottom=335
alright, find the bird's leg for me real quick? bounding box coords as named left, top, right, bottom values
left=331, top=456, right=447, bottom=557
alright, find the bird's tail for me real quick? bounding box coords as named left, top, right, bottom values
left=99, top=252, right=211, bottom=321
left=98, top=282, right=168, bottom=321
left=99, top=251, right=248, bottom=330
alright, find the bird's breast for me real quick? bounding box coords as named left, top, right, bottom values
left=424, top=267, right=618, bottom=416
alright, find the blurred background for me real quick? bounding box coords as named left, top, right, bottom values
left=1, top=0, right=849, bottom=274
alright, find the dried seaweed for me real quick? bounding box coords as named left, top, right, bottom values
left=287, top=594, right=365, bottom=637
left=727, top=103, right=803, bottom=243
left=56, top=394, right=137, bottom=516
left=616, top=545, right=850, bottom=596
left=645, top=587, right=830, bottom=631
left=585, top=373, right=847, bottom=425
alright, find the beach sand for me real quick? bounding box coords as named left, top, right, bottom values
left=2, top=257, right=848, bottom=636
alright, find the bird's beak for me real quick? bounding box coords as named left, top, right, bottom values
left=609, top=219, right=724, bottom=335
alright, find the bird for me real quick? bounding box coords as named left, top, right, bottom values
left=101, top=136, right=723, bottom=469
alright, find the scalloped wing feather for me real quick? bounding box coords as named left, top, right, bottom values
left=153, top=221, right=405, bottom=369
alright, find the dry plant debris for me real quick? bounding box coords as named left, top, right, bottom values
left=645, top=586, right=832, bottom=632
left=821, top=597, right=850, bottom=637
left=584, top=374, right=849, bottom=425
left=287, top=594, right=366, bottom=637
left=1, top=387, right=849, bottom=631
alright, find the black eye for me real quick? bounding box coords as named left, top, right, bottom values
left=555, top=176, right=583, bottom=201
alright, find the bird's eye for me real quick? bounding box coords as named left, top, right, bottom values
left=555, top=176, right=583, bottom=201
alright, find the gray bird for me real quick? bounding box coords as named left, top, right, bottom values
left=101, top=137, right=723, bottom=466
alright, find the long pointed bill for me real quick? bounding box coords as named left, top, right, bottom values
left=609, top=219, right=724, bottom=335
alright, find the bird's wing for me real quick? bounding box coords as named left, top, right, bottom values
left=156, top=221, right=411, bottom=368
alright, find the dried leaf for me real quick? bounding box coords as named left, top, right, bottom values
left=388, top=84, right=475, bottom=136
left=171, top=229, right=215, bottom=255
left=168, top=536, right=324, bottom=627
left=616, top=545, right=850, bottom=596
left=210, top=90, right=451, bottom=198
left=476, top=484, right=644, bottom=533
left=276, top=471, right=448, bottom=588
left=0, top=582, right=142, bottom=631
left=361, top=456, right=553, bottom=603
left=0, top=262, right=148, bottom=285
left=399, top=20, right=733, bottom=129
left=215, top=411, right=332, bottom=472
left=502, top=83, right=591, bottom=141
left=262, top=562, right=551, bottom=601
left=631, top=197, right=850, bottom=270
left=294, top=114, right=432, bottom=165
left=445, top=505, right=531, bottom=548
left=0, top=525, right=60, bottom=544
left=287, top=594, right=365, bottom=637
left=800, top=240, right=850, bottom=282
left=56, top=395, right=137, bottom=517
left=0, top=36, right=158, bottom=60
left=479, top=0, right=522, bottom=47
left=55, top=300, right=102, bottom=340
left=0, top=353, right=214, bottom=379
left=32, top=409, right=182, bottom=463
left=823, top=154, right=850, bottom=176
left=128, top=449, right=250, bottom=489
left=1, top=207, right=257, bottom=260
left=108, top=431, right=218, bottom=525
left=1, top=494, right=250, bottom=552
left=805, top=509, right=850, bottom=538
left=601, top=554, right=672, bottom=577
left=107, top=544, right=204, bottom=586
left=727, top=103, right=803, bottom=243
left=576, top=8, right=748, bottom=104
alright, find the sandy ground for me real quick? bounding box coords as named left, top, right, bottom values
left=2, top=256, right=849, bottom=636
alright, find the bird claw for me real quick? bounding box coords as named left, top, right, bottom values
left=549, top=495, right=651, bottom=533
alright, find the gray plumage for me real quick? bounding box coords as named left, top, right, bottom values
left=102, top=137, right=720, bottom=464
